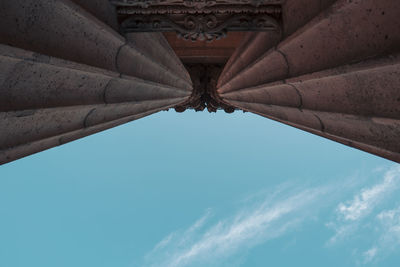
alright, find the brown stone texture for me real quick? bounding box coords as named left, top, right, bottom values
left=70, top=0, right=119, bottom=30
left=0, top=0, right=192, bottom=164
left=1, top=0, right=400, bottom=164
left=126, top=32, right=191, bottom=83
left=218, top=0, right=400, bottom=163
left=164, top=32, right=248, bottom=64
left=218, top=0, right=400, bottom=94
left=0, top=0, right=192, bottom=90
left=217, top=31, right=282, bottom=88
left=282, top=0, right=337, bottom=37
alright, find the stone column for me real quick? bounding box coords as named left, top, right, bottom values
left=282, top=0, right=337, bottom=37
left=217, top=32, right=281, bottom=88
left=0, top=0, right=192, bottom=90
left=218, top=0, right=337, bottom=89
left=0, top=45, right=190, bottom=164
left=70, top=0, right=119, bottom=31
left=125, top=33, right=191, bottom=83
left=218, top=0, right=400, bottom=162
left=0, top=0, right=193, bottom=164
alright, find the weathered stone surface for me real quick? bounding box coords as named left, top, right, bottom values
left=0, top=0, right=192, bottom=90
left=219, top=49, right=288, bottom=94
left=217, top=31, right=281, bottom=88
left=218, top=0, right=400, bottom=163
left=163, top=32, right=249, bottom=65
left=228, top=100, right=400, bottom=163
left=0, top=45, right=190, bottom=111
left=70, top=0, right=119, bottom=30
left=222, top=54, right=400, bottom=119
left=222, top=53, right=400, bottom=163
left=218, top=0, right=400, bottom=94
left=0, top=99, right=182, bottom=153
left=282, top=0, right=336, bottom=37
left=126, top=33, right=191, bottom=83
left=116, top=43, right=192, bottom=90
left=0, top=0, right=193, bottom=164
left=0, top=109, right=159, bottom=165
left=1, top=0, right=399, bottom=165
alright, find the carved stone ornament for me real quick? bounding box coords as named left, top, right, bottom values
left=111, top=0, right=283, bottom=9
left=111, top=0, right=282, bottom=41
left=174, top=64, right=237, bottom=113
left=122, top=14, right=280, bottom=41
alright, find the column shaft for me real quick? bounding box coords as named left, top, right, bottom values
left=218, top=0, right=400, bottom=94
left=222, top=54, right=400, bottom=163
left=0, top=0, right=192, bottom=90
left=0, top=45, right=190, bottom=111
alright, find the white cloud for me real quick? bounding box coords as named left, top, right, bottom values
left=337, top=166, right=399, bottom=221
left=327, top=165, right=400, bottom=264
left=361, top=206, right=400, bottom=264
left=142, top=165, right=400, bottom=267
left=377, top=206, right=400, bottom=247
left=363, top=247, right=378, bottom=263
left=148, top=210, right=212, bottom=256
left=327, top=165, right=400, bottom=245
left=144, top=187, right=327, bottom=267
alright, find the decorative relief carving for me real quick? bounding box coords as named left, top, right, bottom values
left=174, top=64, right=236, bottom=113
left=111, top=0, right=282, bottom=8
left=111, top=0, right=282, bottom=42
left=122, top=14, right=279, bottom=41
left=116, top=6, right=282, bottom=15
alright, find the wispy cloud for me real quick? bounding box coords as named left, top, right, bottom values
left=327, top=165, right=400, bottom=245
left=141, top=165, right=400, bottom=267
left=337, top=167, right=399, bottom=221
left=360, top=205, right=400, bottom=264
left=327, top=165, right=400, bottom=264
left=144, top=186, right=328, bottom=267
left=377, top=206, right=400, bottom=240
left=363, top=247, right=378, bottom=263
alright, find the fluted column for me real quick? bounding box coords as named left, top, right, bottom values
left=125, top=33, right=191, bottom=83
left=218, top=0, right=337, bottom=89
left=0, top=0, right=192, bottom=90
left=0, top=0, right=193, bottom=164
left=217, top=32, right=281, bottom=88
left=218, top=0, right=400, bottom=94
left=222, top=55, right=400, bottom=162
left=70, top=0, right=119, bottom=30
left=282, top=0, right=337, bottom=37
left=218, top=0, right=400, bottom=162
left=0, top=44, right=190, bottom=164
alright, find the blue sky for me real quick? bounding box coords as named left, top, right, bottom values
left=0, top=110, right=399, bottom=267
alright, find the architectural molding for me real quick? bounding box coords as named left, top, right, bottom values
left=111, top=0, right=283, bottom=9
left=122, top=14, right=280, bottom=41
left=112, top=0, right=282, bottom=41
